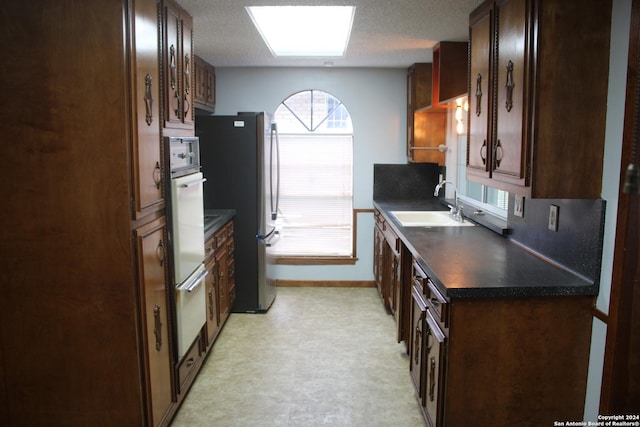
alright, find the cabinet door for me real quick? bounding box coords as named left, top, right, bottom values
left=132, top=0, right=163, bottom=218
left=135, top=217, right=173, bottom=427
left=216, top=248, right=230, bottom=323
left=410, top=285, right=427, bottom=404
left=226, top=236, right=235, bottom=309
left=467, top=2, right=492, bottom=176
left=204, top=256, right=219, bottom=348
left=193, top=56, right=205, bottom=105
left=163, top=1, right=181, bottom=128
left=424, top=309, right=445, bottom=427
left=373, top=222, right=385, bottom=297
left=181, top=14, right=194, bottom=127
left=406, top=68, right=416, bottom=161
left=205, top=65, right=215, bottom=108
left=493, top=0, right=528, bottom=184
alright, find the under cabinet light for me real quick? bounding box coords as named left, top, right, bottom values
left=246, top=6, right=355, bottom=57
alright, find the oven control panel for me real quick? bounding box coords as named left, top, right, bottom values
left=167, top=136, right=200, bottom=177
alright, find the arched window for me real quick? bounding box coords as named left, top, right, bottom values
left=272, top=90, right=353, bottom=259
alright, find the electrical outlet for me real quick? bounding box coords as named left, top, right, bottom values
left=548, top=204, right=559, bottom=231
left=514, top=195, right=524, bottom=218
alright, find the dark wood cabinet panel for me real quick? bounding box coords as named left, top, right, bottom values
left=0, top=0, right=176, bottom=425
left=443, top=296, right=592, bottom=426
left=194, top=55, right=216, bottom=112
left=467, top=0, right=612, bottom=198
left=135, top=217, right=174, bottom=427
left=132, top=0, right=164, bottom=219
left=468, top=2, right=492, bottom=176
left=161, top=0, right=194, bottom=132
left=204, top=220, right=235, bottom=350
left=407, top=64, right=446, bottom=165
left=432, top=42, right=468, bottom=106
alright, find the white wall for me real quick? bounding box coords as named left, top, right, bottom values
left=214, top=67, right=407, bottom=281
left=584, top=0, right=631, bottom=420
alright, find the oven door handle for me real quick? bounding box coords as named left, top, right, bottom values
left=180, top=269, right=208, bottom=292
left=179, top=177, right=207, bottom=188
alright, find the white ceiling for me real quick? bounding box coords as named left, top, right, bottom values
left=175, top=0, right=484, bottom=68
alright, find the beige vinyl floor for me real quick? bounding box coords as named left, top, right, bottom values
left=170, top=286, right=426, bottom=427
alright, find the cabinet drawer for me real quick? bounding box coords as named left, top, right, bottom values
left=382, top=220, right=400, bottom=254
left=177, top=335, right=202, bottom=394
left=425, top=279, right=448, bottom=327
left=204, top=236, right=215, bottom=261
left=413, top=259, right=448, bottom=327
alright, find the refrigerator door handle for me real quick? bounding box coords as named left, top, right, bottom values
left=270, top=122, right=280, bottom=221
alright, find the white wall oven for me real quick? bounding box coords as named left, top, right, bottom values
left=166, top=136, right=206, bottom=358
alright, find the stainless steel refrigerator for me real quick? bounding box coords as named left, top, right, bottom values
left=196, top=112, right=279, bottom=313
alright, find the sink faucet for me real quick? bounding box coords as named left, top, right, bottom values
left=434, top=180, right=463, bottom=222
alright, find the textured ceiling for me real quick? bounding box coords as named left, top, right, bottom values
left=174, top=0, right=484, bottom=68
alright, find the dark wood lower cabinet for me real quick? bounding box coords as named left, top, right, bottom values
left=411, top=288, right=593, bottom=426
left=136, top=218, right=175, bottom=427
left=204, top=219, right=235, bottom=350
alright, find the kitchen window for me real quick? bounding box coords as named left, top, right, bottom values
left=455, top=127, right=509, bottom=217
left=272, top=90, right=354, bottom=262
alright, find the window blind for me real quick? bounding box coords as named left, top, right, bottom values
left=272, top=133, right=353, bottom=256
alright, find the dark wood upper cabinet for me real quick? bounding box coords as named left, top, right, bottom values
left=432, top=41, right=468, bottom=107
left=407, top=64, right=446, bottom=165
left=194, top=55, right=216, bottom=113
left=467, top=0, right=612, bottom=198
left=0, top=0, right=177, bottom=425
left=161, top=0, right=194, bottom=132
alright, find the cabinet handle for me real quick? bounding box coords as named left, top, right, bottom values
left=153, top=304, right=162, bottom=351
left=184, top=54, right=190, bottom=95
left=495, top=140, right=504, bottom=168
left=174, top=92, right=181, bottom=118
left=480, top=139, right=487, bottom=166
left=186, top=357, right=195, bottom=367
left=153, top=161, right=161, bottom=190
left=429, top=357, right=436, bottom=402
left=414, top=315, right=423, bottom=366
left=169, top=45, right=177, bottom=90
left=144, top=74, right=153, bottom=126
left=156, top=239, right=165, bottom=267
left=475, top=73, right=482, bottom=117
left=183, top=94, right=190, bottom=116
left=208, top=288, right=214, bottom=321
left=505, top=60, right=514, bottom=112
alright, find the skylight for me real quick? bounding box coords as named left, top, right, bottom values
left=246, top=6, right=355, bottom=57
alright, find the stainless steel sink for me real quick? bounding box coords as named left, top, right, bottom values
left=390, top=211, right=475, bottom=227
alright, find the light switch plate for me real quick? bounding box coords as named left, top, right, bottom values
left=548, top=204, right=559, bottom=231
left=514, top=195, right=524, bottom=218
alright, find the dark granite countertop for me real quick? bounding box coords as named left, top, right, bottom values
left=204, top=209, right=235, bottom=240
left=374, top=199, right=598, bottom=300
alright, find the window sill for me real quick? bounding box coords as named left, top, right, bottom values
left=274, top=256, right=357, bottom=265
